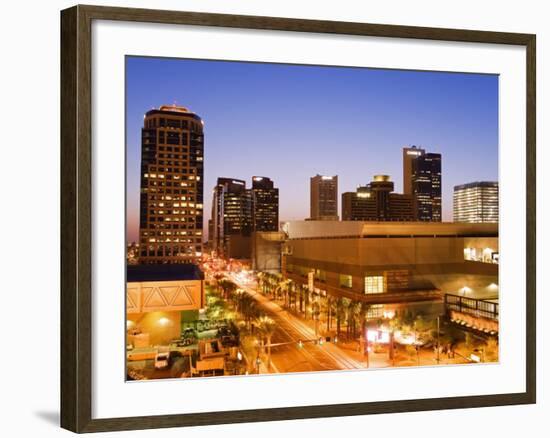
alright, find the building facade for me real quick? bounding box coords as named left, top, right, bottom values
left=251, top=231, right=286, bottom=274
left=341, top=175, right=414, bottom=221
left=402, top=145, right=425, bottom=195
left=412, top=152, right=442, bottom=221
left=126, top=264, right=205, bottom=347
left=310, top=174, right=339, bottom=221
left=138, top=105, right=204, bottom=264
left=251, top=176, right=279, bottom=232
left=211, top=178, right=252, bottom=257
left=281, top=221, right=498, bottom=319
left=453, top=181, right=499, bottom=223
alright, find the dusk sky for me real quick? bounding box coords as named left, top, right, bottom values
left=126, top=56, right=498, bottom=242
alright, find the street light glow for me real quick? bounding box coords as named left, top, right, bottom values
left=158, top=317, right=170, bottom=327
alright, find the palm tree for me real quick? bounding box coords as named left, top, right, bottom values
left=325, top=296, right=332, bottom=332
left=348, top=300, right=361, bottom=339
left=274, top=278, right=290, bottom=302
left=218, top=279, right=237, bottom=300
left=311, top=300, right=321, bottom=337
left=256, top=316, right=277, bottom=371
left=257, top=272, right=266, bottom=294
left=288, top=283, right=297, bottom=311
left=340, top=297, right=352, bottom=339
left=335, top=298, right=347, bottom=339
left=240, top=294, right=258, bottom=329
left=213, top=273, right=225, bottom=292
left=304, top=287, right=311, bottom=320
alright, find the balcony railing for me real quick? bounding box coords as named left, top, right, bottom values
left=444, top=293, right=498, bottom=321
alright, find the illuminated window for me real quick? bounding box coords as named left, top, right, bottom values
left=365, top=276, right=385, bottom=294
left=339, top=274, right=353, bottom=289
left=367, top=304, right=384, bottom=319
left=315, top=269, right=326, bottom=282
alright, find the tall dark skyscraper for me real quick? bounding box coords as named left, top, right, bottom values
left=211, top=178, right=252, bottom=256
left=342, top=175, right=414, bottom=221
left=402, top=146, right=425, bottom=195
left=250, top=176, right=279, bottom=232
left=412, top=152, right=442, bottom=221
left=138, top=104, right=204, bottom=264
left=310, top=174, right=339, bottom=221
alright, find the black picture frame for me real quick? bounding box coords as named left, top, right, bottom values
left=60, top=4, right=536, bottom=433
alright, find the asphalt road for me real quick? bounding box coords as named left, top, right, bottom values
left=232, top=276, right=366, bottom=374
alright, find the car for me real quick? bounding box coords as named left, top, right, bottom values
left=180, top=328, right=198, bottom=345
left=217, top=325, right=240, bottom=347
left=154, top=351, right=170, bottom=369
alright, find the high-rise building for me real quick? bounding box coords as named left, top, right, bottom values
left=412, top=152, right=442, bottom=221
left=211, top=178, right=252, bottom=256
left=342, top=175, right=414, bottom=221
left=402, top=146, right=425, bottom=195
left=453, top=181, right=499, bottom=223
left=310, top=174, right=339, bottom=221
left=138, top=104, right=204, bottom=264
left=251, top=176, right=279, bottom=232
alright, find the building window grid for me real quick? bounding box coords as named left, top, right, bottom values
left=364, top=275, right=386, bottom=294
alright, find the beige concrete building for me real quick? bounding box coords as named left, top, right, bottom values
left=281, top=221, right=498, bottom=314
left=126, top=265, right=204, bottom=346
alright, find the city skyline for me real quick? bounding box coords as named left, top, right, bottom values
left=126, top=57, right=498, bottom=242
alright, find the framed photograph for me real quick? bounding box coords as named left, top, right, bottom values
left=60, top=5, right=536, bottom=433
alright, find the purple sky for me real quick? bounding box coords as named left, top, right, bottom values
left=126, top=57, right=498, bottom=242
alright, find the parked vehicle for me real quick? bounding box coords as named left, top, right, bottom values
left=217, top=326, right=239, bottom=347
left=154, top=351, right=170, bottom=369
left=179, top=328, right=198, bottom=346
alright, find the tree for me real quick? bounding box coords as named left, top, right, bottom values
left=275, top=278, right=291, bottom=302
left=298, top=285, right=306, bottom=315
left=311, top=299, right=321, bottom=337
left=213, top=273, right=225, bottom=292
left=358, top=302, right=372, bottom=355
left=256, top=316, right=277, bottom=371
left=257, top=272, right=266, bottom=294
left=348, top=300, right=362, bottom=339
left=335, top=298, right=348, bottom=339
left=218, top=279, right=237, bottom=300
left=340, top=298, right=353, bottom=338
left=286, top=283, right=296, bottom=310
left=413, top=315, right=436, bottom=345
left=239, top=294, right=258, bottom=329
